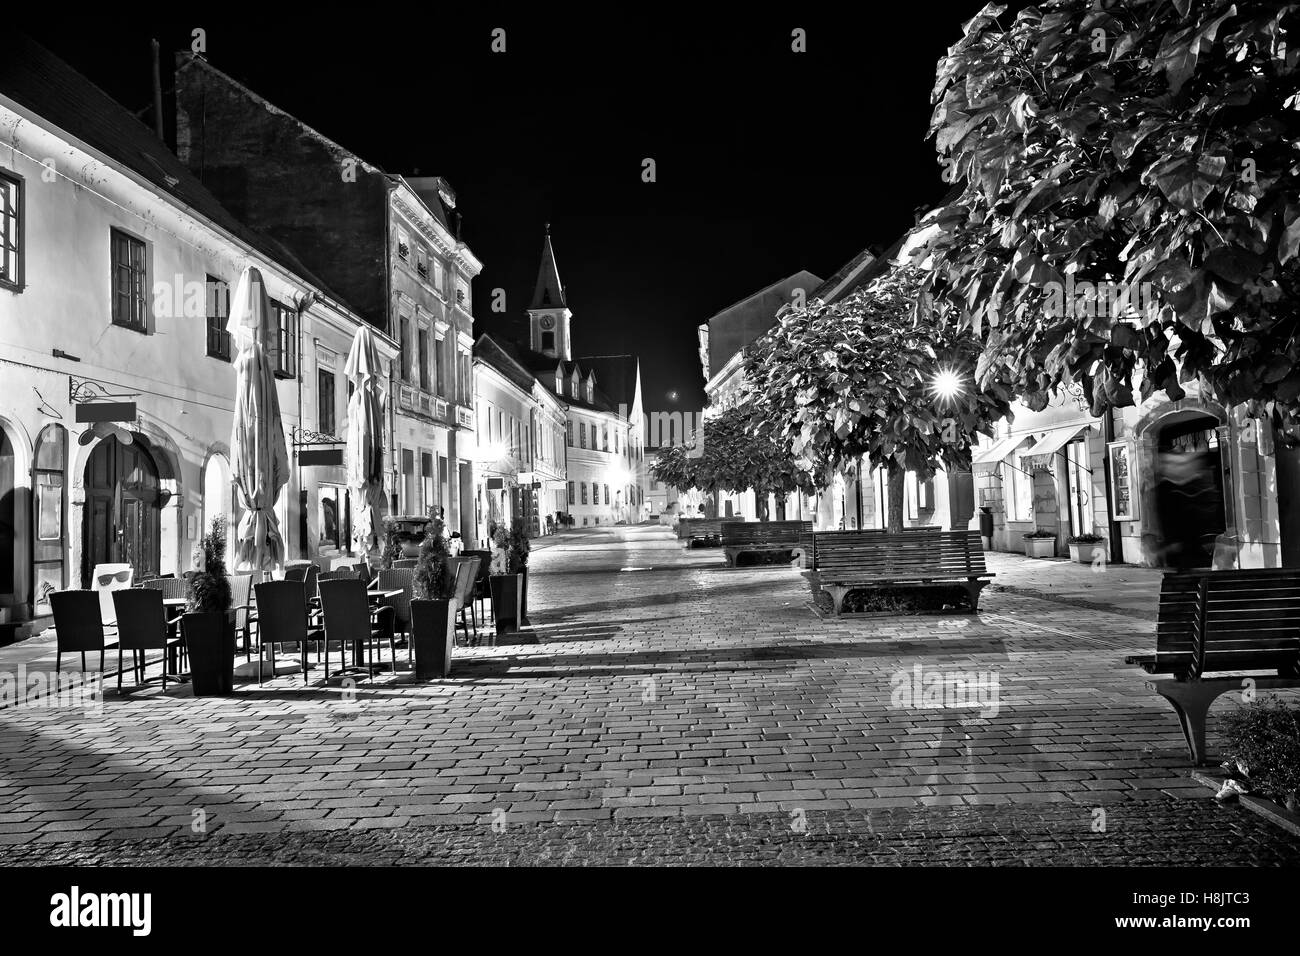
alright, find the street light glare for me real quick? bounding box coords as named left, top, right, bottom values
left=932, top=367, right=964, bottom=401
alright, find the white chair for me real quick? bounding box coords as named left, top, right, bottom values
left=91, top=563, right=133, bottom=627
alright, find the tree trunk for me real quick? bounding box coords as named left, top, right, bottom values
left=887, top=465, right=906, bottom=534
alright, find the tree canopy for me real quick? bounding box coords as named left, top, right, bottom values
left=648, top=403, right=816, bottom=508
left=915, top=0, right=1300, bottom=430
left=744, top=266, right=1014, bottom=530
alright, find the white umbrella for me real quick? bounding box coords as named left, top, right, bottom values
left=344, top=324, right=385, bottom=553
left=227, top=266, right=290, bottom=572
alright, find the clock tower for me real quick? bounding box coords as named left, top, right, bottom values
left=528, top=224, right=572, bottom=361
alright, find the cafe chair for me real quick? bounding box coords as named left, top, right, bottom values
left=253, top=580, right=325, bottom=685
left=226, top=573, right=257, bottom=660
left=50, top=589, right=113, bottom=677
left=112, top=588, right=185, bottom=694
left=464, top=549, right=493, bottom=626
left=376, top=568, right=415, bottom=664
left=318, top=578, right=396, bottom=680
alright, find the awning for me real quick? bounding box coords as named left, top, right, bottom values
left=971, top=434, right=1029, bottom=474
left=1021, top=424, right=1091, bottom=471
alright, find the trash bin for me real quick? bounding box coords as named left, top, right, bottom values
left=978, top=507, right=994, bottom=550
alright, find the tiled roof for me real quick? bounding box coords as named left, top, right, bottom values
left=1, top=34, right=348, bottom=307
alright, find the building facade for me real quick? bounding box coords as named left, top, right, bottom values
left=172, top=55, right=481, bottom=543
left=0, top=37, right=397, bottom=637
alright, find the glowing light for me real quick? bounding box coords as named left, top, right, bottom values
left=931, top=367, right=965, bottom=402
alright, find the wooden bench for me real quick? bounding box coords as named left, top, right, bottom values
left=677, top=517, right=741, bottom=548
left=722, top=520, right=813, bottom=567
left=1125, top=568, right=1300, bottom=765
left=805, top=529, right=992, bottom=616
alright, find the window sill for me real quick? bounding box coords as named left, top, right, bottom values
left=207, top=351, right=232, bottom=363
left=0, top=279, right=24, bottom=294
left=273, top=370, right=295, bottom=380
left=111, top=320, right=150, bottom=335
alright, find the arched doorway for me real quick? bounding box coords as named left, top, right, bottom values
left=1151, top=412, right=1226, bottom=569
left=82, top=435, right=161, bottom=586
left=0, top=426, right=15, bottom=603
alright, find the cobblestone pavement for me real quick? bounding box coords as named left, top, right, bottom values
left=1, top=524, right=1297, bottom=865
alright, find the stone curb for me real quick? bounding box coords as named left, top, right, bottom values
left=1191, top=770, right=1300, bottom=839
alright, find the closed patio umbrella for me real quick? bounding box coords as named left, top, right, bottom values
left=344, top=324, right=385, bottom=554
left=227, top=266, right=290, bottom=572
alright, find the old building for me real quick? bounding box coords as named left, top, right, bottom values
left=172, top=55, right=481, bottom=542
left=0, top=37, right=397, bottom=638
left=472, top=334, right=567, bottom=542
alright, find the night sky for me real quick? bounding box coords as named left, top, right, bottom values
left=21, top=8, right=988, bottom=415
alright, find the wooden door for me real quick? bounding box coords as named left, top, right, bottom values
left=82, top=437, right=160, bottom=586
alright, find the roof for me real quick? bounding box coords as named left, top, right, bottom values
left=573, top=354, right=639, bottom=413
left=704, top=270, right=821, bottom=379
left=1, top=34, right=347, bottom=306
left=473, top=334, right=539, bottom=394
left=530, top=228, right=566, bottom=309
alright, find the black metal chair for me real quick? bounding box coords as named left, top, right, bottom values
left=464, top=549, right=493, bottom=626
left=50, top=589, right=111, bottom=677
left=450, top=556, right=480, bottom=645
left=376, top=568, right=415, bottom=665
left=318, top=578, right=396, bottom=680
left=111, top=588, right=184, bottom=694
left=253, top=580, right=325, bottom=685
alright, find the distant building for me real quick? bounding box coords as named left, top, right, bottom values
left=0, top=36, right=396, bottom=635
left=173, top=54, right=481, bottom=542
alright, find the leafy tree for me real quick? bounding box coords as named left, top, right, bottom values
left=744, top=266, right=1014, bottom=532
left=648, top=404, right=816, bottom=519
left=916, top=0, right=1300, bottom=432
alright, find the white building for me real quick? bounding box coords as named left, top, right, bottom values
left=0, top=36, right=397, bottom=637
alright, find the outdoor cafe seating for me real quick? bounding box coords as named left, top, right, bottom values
left=111, top=587, right=185, bottom=694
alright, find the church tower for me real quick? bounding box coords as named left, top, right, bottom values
left=528, top=224, right=572, bottom=361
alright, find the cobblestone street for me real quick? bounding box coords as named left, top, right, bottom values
left=2, top=525, right=1298, bottom=865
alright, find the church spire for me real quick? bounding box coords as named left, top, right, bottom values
left=530, top=225, right=566, bottom=310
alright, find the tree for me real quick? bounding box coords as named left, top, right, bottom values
left=916, top=0, right=1300, bottom=432
left=648, top=404, right=816, bottom=518
left=744, top=266, right=1013, bottom=533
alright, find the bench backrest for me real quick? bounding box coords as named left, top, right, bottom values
left=1156, top=568, right=1300, bottom=677
left=678, top=517, right=742, bottom=538
left=722, top=520, right=813, bottom=547
left=813, top=530, right=986, bottom=577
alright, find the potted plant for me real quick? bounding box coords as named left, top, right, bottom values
left=183, top=516, right=236, bottom=695
left=380, top=517, right=404, bottom=571
left=489, top=523, right=522, bottom=635
left=509, top=524, right=532, bottom=626
left=410, top=516, right=457, bottom=679
left=1066, top=532, right=1107, bottom=564
left=1022, top=528, right=1057, bottom=559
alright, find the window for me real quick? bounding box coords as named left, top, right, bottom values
left=399, top=317, right=411, bottom=382
left=1009, top=455, right=1034, bottom=521
left=580, top=482, right=587, bottom=505
left=422, top=452, right=434, bottom=514
left=580, top=422, right=587, bottom=449
left=317, top=368, right=336, bottom=435
left=604, top=484, right=610, bottom=505
left=205, top=275, right=231, bottom=360
left=0, top=171, right=23, bottom=290
left=436, top=335, right=447, bottom=398
left=110, top=228, right=148, bottom=331
left=397, top=231, right=410, bottom=261
left=418, top=329, right=430, bottom=390
left=401, top=448, right=415, bottom=515
left=272, top=300, right=295, bottom=377
left=566, top=420, right=573, bottom=446
left=541, top=331, right=555, bottom=351
left=416, top=245, right=429, bottom=278
left=567, top=481, right=575, bottom=505
left=602, top=426, right=609, bottom=452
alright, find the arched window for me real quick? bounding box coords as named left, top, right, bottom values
left=202, top=453, right=236, bottom=547
left=32, top=423, right=67, bottom=610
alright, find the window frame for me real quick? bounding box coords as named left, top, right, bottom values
left=317, top=366, right=336, bottom=436
left=0, top=169, right=24, bottom=292
left=205, top=275, right=231, bottom=361
left=109, top=227, right=149, bottom=332
left=270, top=299, right=296, bottom=378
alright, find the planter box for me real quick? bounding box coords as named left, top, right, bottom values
left=490, top=573, right=523, bottom=635
left=1068, top=542, right=1106, bottom=564
left=1023, top=537, right=1057, bottom=559
left=410, top=598, right=455, bottom=679
left=183, top=610, right=236, bottom=696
